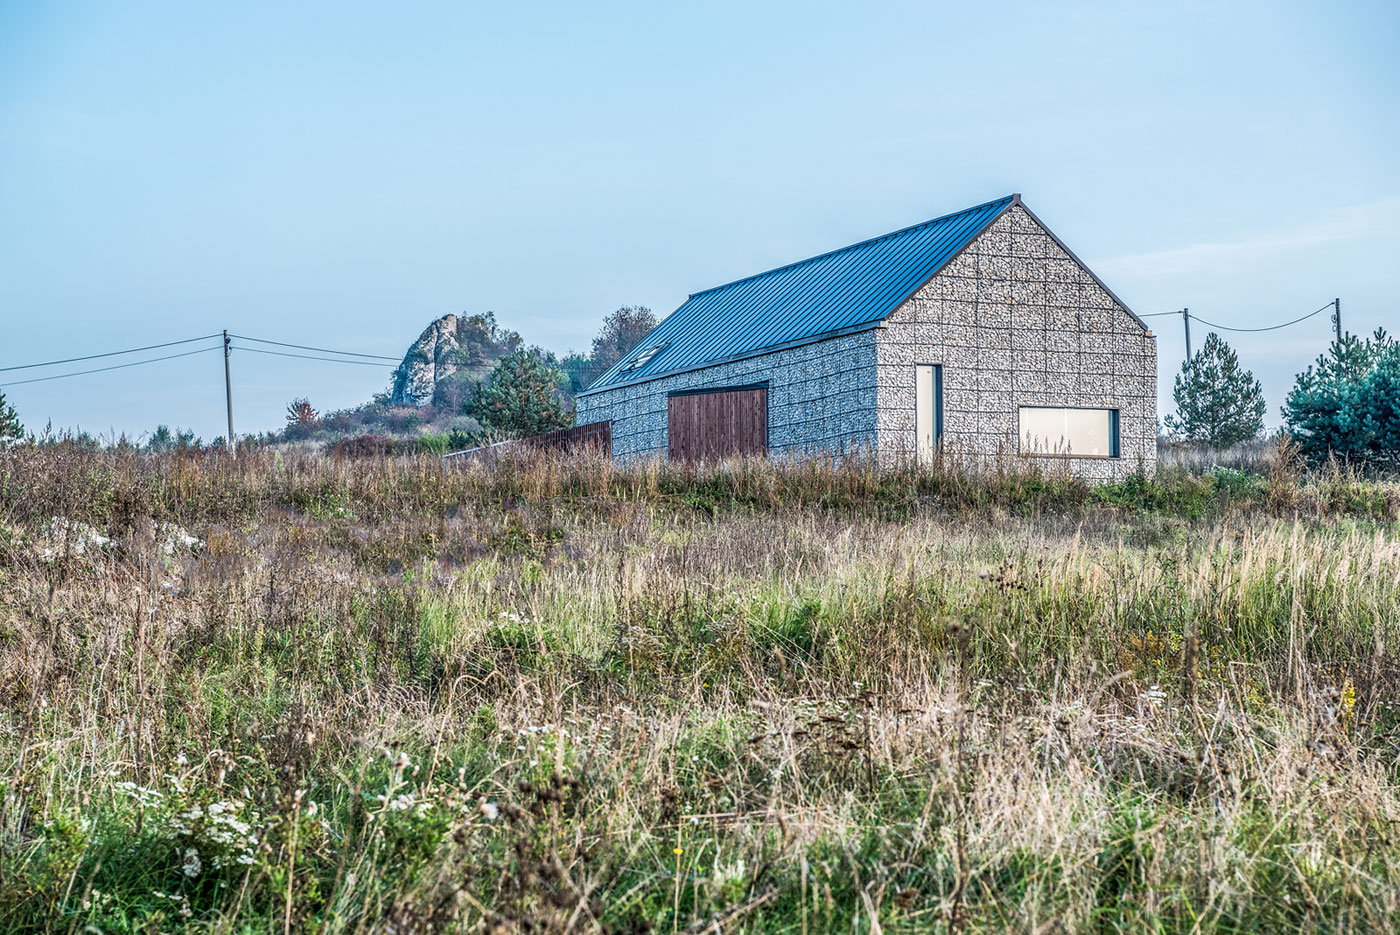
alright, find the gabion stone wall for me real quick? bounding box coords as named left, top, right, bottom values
left=574, top=329, right=879, bottom=461
left=576, top=202, right=1157, bottom=478
left=876, top=204, right=1157, bottom=479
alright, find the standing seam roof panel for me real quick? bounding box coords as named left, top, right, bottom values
left=583, top=195, right=1017, bottom=393
left=863, top=216, right=982, bottom=315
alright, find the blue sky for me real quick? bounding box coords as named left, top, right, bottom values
left=2, top=0, right=1396, bottom=440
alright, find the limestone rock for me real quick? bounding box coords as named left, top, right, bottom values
left=390, top=313, right=522, bottom=406
left=391, top=315, right=462, bottom=405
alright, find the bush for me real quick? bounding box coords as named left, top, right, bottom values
left=415, top=433, right=451, bottom=455
left=327, top=434, right=403, bottom=457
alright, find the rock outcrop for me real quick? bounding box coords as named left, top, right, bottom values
left=391, top=315, right=464, bottom=404
left=390, top=313, right=522, bottom=406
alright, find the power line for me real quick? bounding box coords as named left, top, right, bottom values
left=0, top=333, right=223, bottom=372
left=1138, top=310, right=1181, bottom=318
left=0, top=346, right=221, bottom=387
left=229, top=345, right=396, bottom=367
left=0, top=332, right=397, bottom=390
left=229, top=334, right=401, bottom=361
left=1188, top=302, right=1334, bottom=333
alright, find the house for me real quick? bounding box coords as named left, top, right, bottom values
left=575, top=194, right=1156, bottom=479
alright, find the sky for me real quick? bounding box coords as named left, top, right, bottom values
left=1, top=0, right=1397, bottom=440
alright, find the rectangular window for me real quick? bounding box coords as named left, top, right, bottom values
left=1018, top=407, right=1119, bottom=458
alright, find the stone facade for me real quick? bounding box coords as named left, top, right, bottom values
left=575, top=330, right=879, bottom=460
left=576, top=203, right=1157, bottom=479
left=875, top=204, right=1157, bottom=479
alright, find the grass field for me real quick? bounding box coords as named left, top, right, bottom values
left=2, top=444, right=1399, bottom=933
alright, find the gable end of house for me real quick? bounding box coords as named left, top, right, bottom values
left=1006, top=201, right=1148, bottom=332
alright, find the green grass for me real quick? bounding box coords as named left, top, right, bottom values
left=0, top=443, right=1398, bottom=932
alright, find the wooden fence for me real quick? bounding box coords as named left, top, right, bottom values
left=442, top=421, right=612, bottom=465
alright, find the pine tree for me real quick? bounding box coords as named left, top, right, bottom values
left=467, top=349, right=572, bottom=438
left=1284, top=328, right=1400, bottom=468
left=0, top=390, right=23, bottom=446
left=1356, top=348, right=1400, bottom=470
left=1164, top=332, right=1265, bottom=448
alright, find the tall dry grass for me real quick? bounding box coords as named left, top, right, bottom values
left=1, top=443, right=1398, bottom=933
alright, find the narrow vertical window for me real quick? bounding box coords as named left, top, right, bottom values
left=916, top=364, right=941, bottom=464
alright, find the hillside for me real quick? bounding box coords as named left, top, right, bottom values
left=271, top=307, right=656, bottom=450
left=1, top=445, right=1399, bottom=932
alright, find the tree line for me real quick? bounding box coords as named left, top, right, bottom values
left=1165, top=327, right=1399, bottom=470
left=2, top=312, right=1397, bottom=470
left=461, top=305, right=658, bottom=439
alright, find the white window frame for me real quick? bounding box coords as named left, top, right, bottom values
left=1017, top=406, right=1120, bottom=459
left=915, top=364, right=941, bottom=464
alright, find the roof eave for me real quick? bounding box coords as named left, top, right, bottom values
left=575, top=319, right=887, bottom=398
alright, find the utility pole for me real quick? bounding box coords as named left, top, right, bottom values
left=223, top=330, right=236, bottom=460
left=1182, top=308, right=1192, bottom=365
left=1332, top=297, right=1342, bottom=344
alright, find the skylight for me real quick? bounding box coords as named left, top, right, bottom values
left=619, top=342, right=668, bottom=372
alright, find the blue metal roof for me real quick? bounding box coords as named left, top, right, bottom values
left=580, top=194, right=1017, bottom=395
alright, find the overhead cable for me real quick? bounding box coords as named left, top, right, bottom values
left=229, top=334, right=401, bottom=361
left=229, top=346, right=395, bottom=367
left=0, top=346, right=222, bottom=387
left=0, top=333, right=223, bottom=372
left=1188, top=302, right=1335, bottom=333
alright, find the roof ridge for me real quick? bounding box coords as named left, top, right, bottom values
left=687, top=194, right=1017, bottom=299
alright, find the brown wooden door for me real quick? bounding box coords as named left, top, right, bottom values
left=667, top=388, right=767, bottom=462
